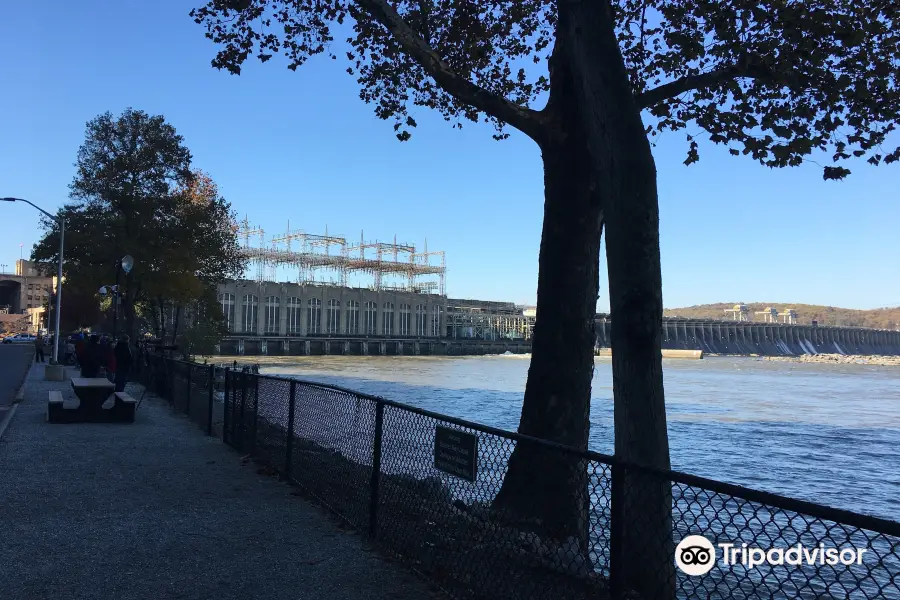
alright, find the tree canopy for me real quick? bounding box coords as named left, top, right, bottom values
left=192, top=0, right=900, bottom=176
left=33, top=109, right=245, bottom=339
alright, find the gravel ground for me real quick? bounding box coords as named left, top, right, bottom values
left=0, top=363, right=438, bottom=600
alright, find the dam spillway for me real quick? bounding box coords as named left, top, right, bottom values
left=595, top=317, right=900, bottom=357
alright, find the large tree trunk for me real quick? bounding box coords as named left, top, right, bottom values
left=494, top=1, right=673, bottom=597
left=560, top=1, right=673, bottom=598
left=492, top=38, right=602, bottom=555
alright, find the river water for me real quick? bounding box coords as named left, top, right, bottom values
left=256, top=355, right=900, bottom=522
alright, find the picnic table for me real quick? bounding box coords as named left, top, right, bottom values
left=47, top=377, right=136, bottom=424
left=68, top=377, right=117, bottom=421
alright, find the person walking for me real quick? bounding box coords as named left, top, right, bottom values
left=114, top=335, right=132, bottom=393
left=34, top=335, right=45, bottom=363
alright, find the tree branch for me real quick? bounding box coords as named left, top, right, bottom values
left=352, top=0, right=546, bottom=140
left=637, top=61, right=801, bottom=109
left=637, top=66, right=743, bottom=109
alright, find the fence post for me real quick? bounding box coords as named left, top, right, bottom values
left=239, top=370, right=247, bottom=453
left=610, top=461, right=625, bottom=600
left=251, top=373, right=259, bottom=453
left=167, top=359, right=174, bottom=406
left=206, top=364, right=215, bottom=436
left=223, top=368, right=231, bottom=444
left=185, top=363, right=192, bottom=415
left=285, top=380, right=297, bottom=479
left=368, top=400, right=385, bottom=538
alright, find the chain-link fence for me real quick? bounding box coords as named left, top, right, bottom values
left=145, top=358, right=900, bottom=600
left=133, top=351, right=219, bottom=436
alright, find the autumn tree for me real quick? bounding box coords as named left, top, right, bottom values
left=191, top=1, right=900, bottom=596
left=34, top=110, right=245, bottom=348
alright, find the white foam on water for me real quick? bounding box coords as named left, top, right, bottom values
left=833, top=342, right=846, bottom=356
left=776, top=339, right=794, bottom=355
left=799, top=338, right=817, bottom=355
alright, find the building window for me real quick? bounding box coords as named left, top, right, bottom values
left=399, top=304, right=411, bottom=336
left=415, top=304, right=426, bottom=336
left=264, top=296, right=280, bottom=335
left=364, top=301, right=377, bottom=335
left=382, top=302, right=394, bottom=335
left=326, top=299, right=341, bottom=334
left=242, top=294, right=259, bottom=334
left=287, top=297, right=302, bottom=335
left=431, top=305, right=443, bottom=337
left=346, top=301, right=359, bottom=335
left=220, top=293, right=235, bottom=332
left=307, top=298, right=321, bottom=334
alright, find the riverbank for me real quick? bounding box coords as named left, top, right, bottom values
left=762, top=353, right=900, bottom=366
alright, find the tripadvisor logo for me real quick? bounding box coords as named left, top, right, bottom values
left=675, top=535, right=716, bottom=576
left=675, top=535, right=869, bottom=576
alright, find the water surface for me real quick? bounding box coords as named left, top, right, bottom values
left=258, top=355, right=900, bottom=520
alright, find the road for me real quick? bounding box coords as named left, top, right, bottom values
left=0, top=345, right=32, bottom=409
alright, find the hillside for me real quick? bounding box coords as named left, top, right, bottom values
left=663, top=303, right=900, bottom=329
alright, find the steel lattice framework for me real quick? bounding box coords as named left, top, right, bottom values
left=237, top=219, right=446, bottom=295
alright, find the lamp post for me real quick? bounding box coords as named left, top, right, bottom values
left=1, top=197, right=65, bottom=364
left=99, top=255, right=134, bottom=338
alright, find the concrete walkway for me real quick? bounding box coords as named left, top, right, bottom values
left=0, top=363, right=436, bottom=600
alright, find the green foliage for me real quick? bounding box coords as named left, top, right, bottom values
left=177, top=290, right=229, bottom=359
left=31, top=109, right=246, bottom=336
left=191, top=0, right=900, bottom=177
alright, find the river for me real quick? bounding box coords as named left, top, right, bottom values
left=253, top=354, right=900, bottom=522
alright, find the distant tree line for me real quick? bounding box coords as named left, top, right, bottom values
left=665, top=303, right=900, bottom=330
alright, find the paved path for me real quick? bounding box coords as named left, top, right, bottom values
left=0, top=345, right=32, bottom=408
left=0, top=364, right=436, bottom=600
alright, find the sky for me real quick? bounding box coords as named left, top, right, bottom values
left=1, top=1, right=898, bottom=311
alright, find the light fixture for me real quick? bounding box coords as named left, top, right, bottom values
left=121, top=255, right=134, bottom=274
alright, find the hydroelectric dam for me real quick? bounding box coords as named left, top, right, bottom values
left=595, top=315, right=900, bottom=356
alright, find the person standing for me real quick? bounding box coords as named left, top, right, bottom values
left=114, top=335, right=132, bottom=393
left=34, top=335, right=45, bottom=363
left=81, top=335, right=101, bottom=378
left=75, top=334, right=86, bottom=368
left=106, top=340, right=117, bottom=383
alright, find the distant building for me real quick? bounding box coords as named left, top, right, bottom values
left=0, top=260, right=55, bottom=320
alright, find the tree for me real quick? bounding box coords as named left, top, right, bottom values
left=191, top=1, right=900, bottom=596
left=176, top=288, right=229, bottom=360
left=33, top=110, right=245, bottom=349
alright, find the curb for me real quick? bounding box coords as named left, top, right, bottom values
left=0, top=403, right=19, bottom=442
left=14, top=383, right=25, bottom=403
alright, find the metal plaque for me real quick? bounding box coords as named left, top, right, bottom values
left=433, top=426, right=478, bottom=482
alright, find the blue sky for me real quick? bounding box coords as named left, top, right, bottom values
left=1, top=1, right=898, bottom=311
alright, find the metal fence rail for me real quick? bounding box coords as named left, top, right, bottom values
left=137, top=356, right=900, bottom=600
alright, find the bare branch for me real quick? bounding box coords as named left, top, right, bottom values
left=353, top=0, right=546, bottom=140
left=637, top=60, right=801, bottom=109
left=637, top=66, right=744, bottom=109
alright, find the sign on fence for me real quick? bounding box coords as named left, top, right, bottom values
left=434, top=426, right=478, bottom=482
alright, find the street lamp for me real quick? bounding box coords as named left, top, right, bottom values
left=1, top=197, right=65, bottom=364
left=99, top=255, right=134, bottom=338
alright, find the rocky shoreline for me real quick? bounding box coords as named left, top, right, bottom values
left=762, top=353, right=900, bottom=366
